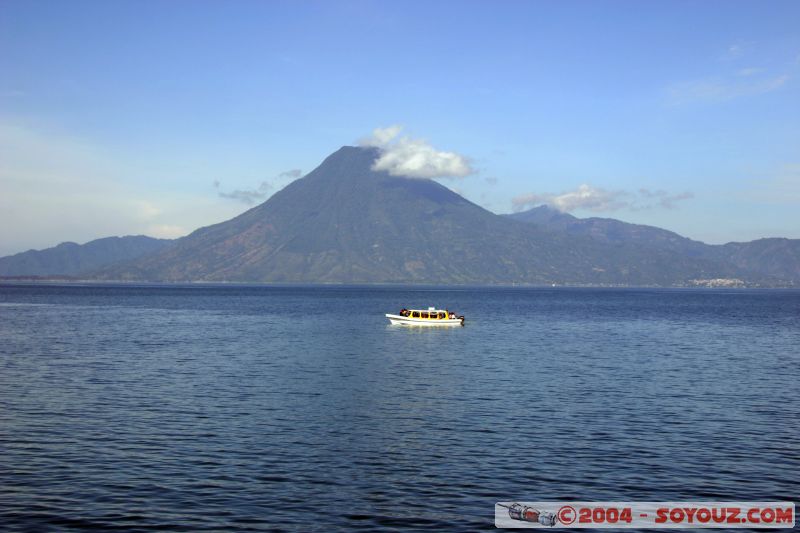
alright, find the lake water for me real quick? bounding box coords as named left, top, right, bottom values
left=0, top=284, right=798, bottom=531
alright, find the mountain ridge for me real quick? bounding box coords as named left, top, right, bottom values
left=0, top=235, right=171, bottom=277
left=92, top=146, right=740, bottom=285
left=507, top=205, right=800, bottom=281
left=2, top=146, right=797, bottom=286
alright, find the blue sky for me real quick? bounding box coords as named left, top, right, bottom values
left=1, top=0, right=799, bottom=255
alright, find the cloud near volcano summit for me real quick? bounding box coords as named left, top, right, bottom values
left=359, top=126, right=473, bottom=179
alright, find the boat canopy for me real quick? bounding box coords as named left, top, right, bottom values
left=405, top=308, right=450, bottom=319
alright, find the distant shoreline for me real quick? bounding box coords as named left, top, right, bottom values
left=1, top=278, right=797, bottom=290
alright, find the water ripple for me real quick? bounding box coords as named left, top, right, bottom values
left=1, top=285, right=798, bottom=531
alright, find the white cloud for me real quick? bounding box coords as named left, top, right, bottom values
left=737, top=67, right=761, bottom=77
left=146, top=224, right=188, bottom=239
left=214, top=168, right=302, bottom=205
left=667, top=41, right=793, bottom=105
left=721, top=41, right=755, bottom=61
left=724, top=44, right=743, bottom=61
left=637, top=189, right=695, bottom=209
left=279, top=168, right=303, bottom=179
left=512, top=184, right=693, bottom=213
left=513, top=184, right=629, bottom=213
left=359, top=125, right=474, bottom=179
left=216, top=180, right=273, bottom=205
left=666, top=74, right=788, bottom=105
left=133, top=200, right=162, bottom=219
left=360, top=125, right=403, bottom=148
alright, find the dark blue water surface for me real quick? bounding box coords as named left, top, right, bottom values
left=0, top=284, right=797, bottom=531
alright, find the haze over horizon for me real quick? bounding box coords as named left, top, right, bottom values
left=1, top=1, right=799, bottom=256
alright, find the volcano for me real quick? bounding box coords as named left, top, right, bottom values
left=98, top=146, right=733, bottom=284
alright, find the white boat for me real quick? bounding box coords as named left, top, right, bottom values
left=385, top=306, right=465, bottom=326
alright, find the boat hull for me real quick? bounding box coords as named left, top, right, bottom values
left=385, top=314, right=464, bottom=326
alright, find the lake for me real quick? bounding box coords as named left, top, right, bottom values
left=1, top=284, right=798, bottom=531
